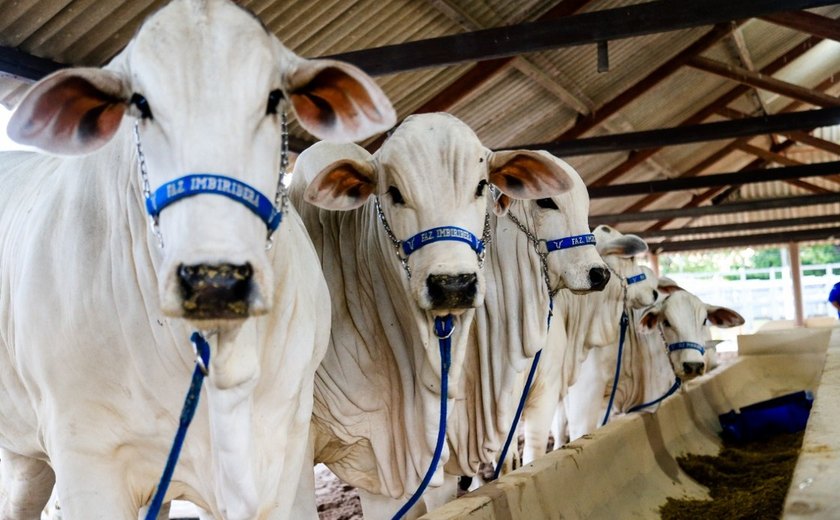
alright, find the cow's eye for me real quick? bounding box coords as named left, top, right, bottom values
left=387, top=186, right=405, bottom=205
left=475, top=180, right=487, bottom=198
left=266, top=89, right=284, bottom=115
left=536, top=198, right=558, bottom=210
left=130, top=93, right=153, bottom=120
left=663, top=319, right=671, bottom=328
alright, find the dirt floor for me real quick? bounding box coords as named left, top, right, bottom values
left=316, top=465, right=363, bottom=520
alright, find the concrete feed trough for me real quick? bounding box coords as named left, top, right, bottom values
left=422, top=326, right=837, bottom=520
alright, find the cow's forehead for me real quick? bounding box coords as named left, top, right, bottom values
left=126, top=0, right=278, bottom=98
left=663, top=291, right=705, bottom=325
left=377, top=114, right=487, bottom=186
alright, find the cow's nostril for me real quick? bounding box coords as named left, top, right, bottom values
left=426, top=273, right=478, bottom=309
left=682, top=361, right=705, bottom=376
left=178, top=263, right=253, bottom=319
left=589, top=267, right=610, bottom=291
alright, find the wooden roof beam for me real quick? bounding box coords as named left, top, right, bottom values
left=760, top=10, right=840, bottom=42
left=648, top=226, right=840, bottom=253
left=687, top=55, right=840, bottom=108
left=590, top=192, right=839, bottom=225
left=633, top=214, right=840, bottom=239
left=587, top=160, right=840, bottom=198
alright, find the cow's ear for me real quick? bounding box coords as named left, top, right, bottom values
left=657, top=276, right=683, bottom=295
left=8, top=68, right=128, bottom=155
left=705, top=305, right=745, bottom=328
left=283, top=55, right=396, bottom=143
left=598, top=234, right=648, bottom=257
left=488, top=150, right=573, bottom=203
left=298, top=141, right=377, bottom=211
left=639, top=308, right=661, bottom=331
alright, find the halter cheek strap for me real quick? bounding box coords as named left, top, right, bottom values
left=146, top=174, right=283, bottom=232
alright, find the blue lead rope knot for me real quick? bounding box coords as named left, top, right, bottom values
left=145, top=332, right=211, bottom=520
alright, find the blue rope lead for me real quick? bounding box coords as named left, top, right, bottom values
left=392, top=315, right=453, bottom=520
left=601, top=310, right=629, bottom=427
left=145, top=332, right=211, bottom=520
left=627, top=378, right=682, bottom=413
left=494, top=299, right=554, bottom=480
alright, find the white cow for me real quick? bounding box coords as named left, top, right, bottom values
left=290, top=113, right=574, bottom=519
left=563, top=280, right=745, bottom=440
left=0, top=1, right=394, bottom=518
left=521, top=225, right=658, bottom=464
left=446, top=154, right=609, bottom=486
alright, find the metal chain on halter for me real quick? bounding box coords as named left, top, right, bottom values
left=504, top=204, right=556, bottom=299
left=133, top=120, right=165, bottom=248
left=266, top=105, right=291, bottom=250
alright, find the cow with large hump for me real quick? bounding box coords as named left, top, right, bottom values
left=520, top=225, right=659, bottom=465
left=290, top=113, right=575, bottom=519
left=0, top=0, right=395, bottom=518
left=446, top=152, right=609, bottom=488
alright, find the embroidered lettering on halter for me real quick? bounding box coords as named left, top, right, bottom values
left=146, top=173, right=283, bottom=232
left=545, top=233, right=596, bottom=252
left=626, top=272, right=647, bottom=285
left=401, top=225, right=485, bottom=256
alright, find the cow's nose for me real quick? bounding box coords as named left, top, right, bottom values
left=588, top=266, right=610, bottom=291
left=178, top=263, right=253, bottom=319
left=427, top=273, right=478, bottom=309
left=682, top=361, right=705, bottom=377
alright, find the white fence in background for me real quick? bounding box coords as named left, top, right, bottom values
left=665, top=263, right=840, bottom=333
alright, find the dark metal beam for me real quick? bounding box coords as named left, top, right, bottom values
left=587, top=161, right=840, bottom=198
left=648, top=226, right=840, bottom=252
left=0, top=46, right=65, bottom=81
left=515, top=107, right=840, bottom=157
left=590, top=193, right=839, bottom=225
left=634, top=214, right=840, bottom=239
left=324, top=0, right=839, bottom=76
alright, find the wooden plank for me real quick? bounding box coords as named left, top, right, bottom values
left=761, top=10, right=840, bottom=42
left=736, top=142, right=803, bottom=166
left=0, top=46, right=65, bottom=81
left=516, top=107, right=840, bottom=157
left=587, top=161, right=840, bottom=198
left=687, top=56, right=840, bottom=108
left=632, top=214, right=840, bottom=239
left=323, top=0, right=837, bottom=76
left=589, top=193, right=839, bottom=225
left=782, top=130, right=840, bottom=156
left=648, top=226, right=840, bottom=252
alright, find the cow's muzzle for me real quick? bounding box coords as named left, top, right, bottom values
left=681, top=361, right=706, bottom=379
left=178, top=263, right=253, bottom=319
left=427, top=273, right=478, bottom=310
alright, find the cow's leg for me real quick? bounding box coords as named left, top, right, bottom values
left=50, top=454, right=137, bottom=519
left=421, top=475, right=457, bottom=513
left=521, top=380, right=560, bottom=465
left=0, top=449, right=55, bottom=520
left=552, top=398, right=569, bottom=447
left=289, top=435, right=317, bottom=519
left=566, top=351, right=610, bottom=441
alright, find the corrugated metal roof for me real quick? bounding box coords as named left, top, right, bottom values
left=0, top=0, right=838, bottom=252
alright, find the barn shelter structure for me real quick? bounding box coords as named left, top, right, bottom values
left=1, top=0, right=839, bottom=519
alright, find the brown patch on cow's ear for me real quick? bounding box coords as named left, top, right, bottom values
left=492, top=192, right=512, bottom=216
left=285, top=58, right=396, bottom=142
left=488, top=151, right=572, bottom=200
left=639, top=309, right=660, bottom=330
left=8, top=68, right=127, bottom=155
left=706, top=305, right=745, bottom=328
left=304, top=160, right=376, bottom=211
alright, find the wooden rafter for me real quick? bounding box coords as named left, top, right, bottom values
left=590, top=192, right=839, bottom=225
left=687, top=56, right=840, bottom=108
left=648, top=226, right=840, bottom=252
left=760, top=10, right=840, bottom=41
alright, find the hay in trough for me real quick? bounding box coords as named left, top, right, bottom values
left=660, top=430, right=804, bottom=520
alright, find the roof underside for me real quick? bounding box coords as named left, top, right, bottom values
left=1, top=0, right=839, bottom=253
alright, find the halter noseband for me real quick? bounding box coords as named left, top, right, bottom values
left=667, top=341, right=706, bottom=355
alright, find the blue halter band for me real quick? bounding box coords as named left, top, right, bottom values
left=545, top=233, right=596, bottom=253
left=626, top=272, right=647, bottom=285
left=145, top=174, right=283, bottom=232
left=401, top=226, right=485, bottom=257
left=667, top=341, right=706, bottom=355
